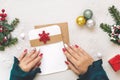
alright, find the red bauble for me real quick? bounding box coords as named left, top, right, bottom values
left=39, top=31, right=50, bottom=44
left=108, top=54, right=120, bottom=72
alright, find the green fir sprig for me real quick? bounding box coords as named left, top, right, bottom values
left=108, top=6, right=120, bottom=25
left=100, top=5, right=120, bottom=45
left=0, top=9, right=19, bottom=51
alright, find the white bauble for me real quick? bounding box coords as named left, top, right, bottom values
left=97, top=52, right=102, bottom=59
left=20, top=33, right=25, bottom=39
left=118, top=34, right=120, bottom=39
left=86, top=19, right=95, bottom=28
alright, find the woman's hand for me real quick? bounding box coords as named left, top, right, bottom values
left=18, top=48, right=43, bottom=72
left=63, top=44, right=94, bottom=75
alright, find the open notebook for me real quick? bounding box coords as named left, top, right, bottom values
left=28, top=25, right=68, bottom=75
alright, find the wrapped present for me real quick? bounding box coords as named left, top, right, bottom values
left=29, top=25, right=68, bottom=75
left=108, top=54, right=120, bottom=72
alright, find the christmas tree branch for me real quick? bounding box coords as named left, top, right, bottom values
left=11, top=18, right=19, bottom=28
left=0, top=46, right=4, bottom=51
left=109, top=5, right=120, bottom=25
left=100, top=23, right=111, bottom=33
left=9, top=38, right=18, bottom=45
left=111, top=40, right=120, bottom=45
left=0, top=9, right=19, bottom=51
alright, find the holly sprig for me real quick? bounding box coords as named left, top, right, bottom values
left=100, top=5, right=120, bottom=45
left=0, top=9, right=19, bottom=51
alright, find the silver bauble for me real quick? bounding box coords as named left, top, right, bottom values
left=86, top=19, right=95, bottom=28
left=83, top=9, right=93, bottom=19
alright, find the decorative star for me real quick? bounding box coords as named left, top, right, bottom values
left=39, top=31, right=50, bottom=44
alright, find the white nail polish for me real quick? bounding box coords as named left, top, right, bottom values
left=64, top=44, right=68, bottom=47
left=32, top=48, right=36, bottom=51
left=70, top=44, right=73, bottom=47
left=38, top=48, right=40, bottom=52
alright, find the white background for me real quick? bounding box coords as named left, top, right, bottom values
left=0, top=0, right=120, bottom=80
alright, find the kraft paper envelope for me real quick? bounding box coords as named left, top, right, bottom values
left=34, top=22, right=69, bottom=44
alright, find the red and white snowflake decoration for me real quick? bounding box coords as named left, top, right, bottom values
left=38, top=31, right=50, bottom=44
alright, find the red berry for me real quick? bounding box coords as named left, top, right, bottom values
left=3, top=13, right=7, bottom=17
left=1, top=18, right=5, bottom=21
left=0, top=30, right=3, bottom=32
left=3, top=36, right=7, bottom=42
left=2, top=9, right=5, bottom=13
left=1, top=14, right=4, bottom=17
left=0, top=14, right=2, bottom=16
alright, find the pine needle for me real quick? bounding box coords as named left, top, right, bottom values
left=100, top=23, right=111, bottom=33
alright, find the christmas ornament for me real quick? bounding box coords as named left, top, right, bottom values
left=108, top=54, right=120, bottom=72
left=97, top=53, right=102, bottom=59
left=86, top=19, right=95, bottom=28
left=0, top=9, right=19, bottom=51
left=76, top=9, right=95, bottom=28
left=76, top=16, right=86, bottom=26
left=20, top=33, right=25, bottom=39
left=83, top=9, right=93, bottom=20
left=100, top=5, right=120, bottom=45
left=39, top=31, right=50, bottom=44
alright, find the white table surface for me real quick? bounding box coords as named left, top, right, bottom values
left=0, top=0, right=120, bottom=80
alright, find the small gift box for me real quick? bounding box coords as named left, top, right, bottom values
left=29, top=25, right=68, bottom=75
left=108, top=54, right=120, bottom=72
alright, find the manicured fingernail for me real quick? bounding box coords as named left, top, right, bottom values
left=75, top=44, right=79, bottom=48
left=38, top=48, right=40, bottom=53
left=62, top=48, right=66, bottom=52
left=24, top=49, right=27, bottom=52
left=31, top=48, right=36, bottom=53
left=38, top=48, right=40, bottom=51
left=70, top=45, right=73, bottom=48
left=64, top=44, right=68, bottom=47
left=65, top=61, right=69, bottom=65
left=39, top=53, right=43, bottom=57
left=32, top=48, right=36, bottom=51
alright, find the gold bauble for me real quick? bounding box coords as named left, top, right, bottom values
left=76, top=16, right=86, bottom=26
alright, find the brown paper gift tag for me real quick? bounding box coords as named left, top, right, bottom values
left=34, top=22, right=69, bottom=44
